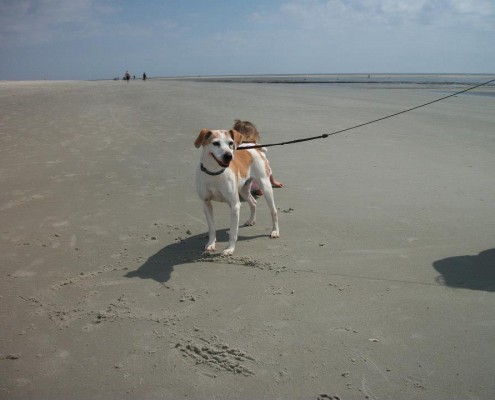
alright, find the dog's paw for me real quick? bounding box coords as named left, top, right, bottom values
left=243, top=219, right=256, bottom=226
left=270, top=230, right=280, bottom=239
left=205, top=242, right=216, bottom=252
left=221, top=248, right=235, bottom=256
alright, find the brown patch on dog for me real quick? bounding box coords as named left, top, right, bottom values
left=194, top=128, right=212, bottom=148
left=231, top=150, right=253, bottom=179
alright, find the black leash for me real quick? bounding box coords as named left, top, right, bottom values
left=238, top=78, right=495, bottom=150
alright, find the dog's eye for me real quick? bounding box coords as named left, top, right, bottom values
left=228, top=141, right=234, bottom=147
left=212, top=142, right=220, bottom=147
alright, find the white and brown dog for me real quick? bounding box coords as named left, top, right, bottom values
left=194, top=129, right=279, bottom=255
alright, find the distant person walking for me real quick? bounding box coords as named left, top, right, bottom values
left=143, top=72, right=147, bottom=81
left=124, top=71, right=131, bottom=82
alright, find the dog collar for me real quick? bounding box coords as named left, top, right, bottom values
left=200, top=163, right=225, bottom=176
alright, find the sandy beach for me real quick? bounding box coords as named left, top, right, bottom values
left=1, top=79, right=494, bottom=399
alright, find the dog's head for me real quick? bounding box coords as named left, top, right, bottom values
left=194, top=129, right=242, bottom=168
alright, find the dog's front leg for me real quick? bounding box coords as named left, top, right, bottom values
left=203, top=200, right=216, bottom=252
left=222, top=200, right=240, bottom=256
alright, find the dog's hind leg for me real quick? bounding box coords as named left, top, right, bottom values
left=257, top=177, right=280, bottom=238
left=239, top=179, right=257, bottom=226
left=202, top=200, right=216, bottom=252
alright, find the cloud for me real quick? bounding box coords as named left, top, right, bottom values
left=193, top=0, right=494, bottom=74
left=0, top=0, right=116, bottom=47
left=280, top=0, right=495, bottom=30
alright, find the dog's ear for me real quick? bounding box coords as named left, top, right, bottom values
left=194, top=128, right=212, bottom=148
left=229, top=129, right=242, bottom=149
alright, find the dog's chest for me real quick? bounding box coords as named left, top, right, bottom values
left=197, top=173, right=235, bottom=203
left=203, top=183, right=229, bottom=202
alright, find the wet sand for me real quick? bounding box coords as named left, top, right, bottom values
left=1, top=79, right=494, bottom=399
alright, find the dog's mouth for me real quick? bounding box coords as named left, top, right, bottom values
left=211, top=153, right=231, bottom=168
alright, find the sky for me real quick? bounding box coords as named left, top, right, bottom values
left=1, top=0, right=494, bottom=80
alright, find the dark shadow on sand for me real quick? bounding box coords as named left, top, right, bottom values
left=433, top=248, right=495, bottom=291
left=125, top=228, right=268, bottom=284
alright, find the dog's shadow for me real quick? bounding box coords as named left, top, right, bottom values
left=125, top=228, right=268, bottom=284
left=433, top=248, right=495, bottom=291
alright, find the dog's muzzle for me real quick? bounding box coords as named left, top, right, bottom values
left=212, top=152, right=232, bottom=168
left=222, top=152, right=232, bottom=164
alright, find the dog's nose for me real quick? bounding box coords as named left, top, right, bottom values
left=223, top=152, right=232, bottom=162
